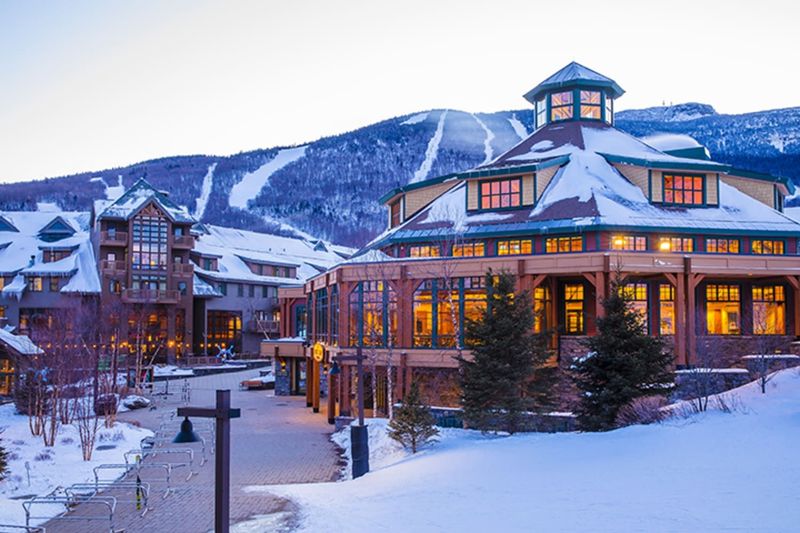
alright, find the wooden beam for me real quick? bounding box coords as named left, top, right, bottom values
left=532, top=274, right=547, bottom=289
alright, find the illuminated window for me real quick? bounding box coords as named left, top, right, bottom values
left=49, top=277, right=60, bottom=292
left=413, top=278, right=486, bottom=348
left=413, top=281, right=434, bottom=347
left=621, top=282, right=648, bottom=330
left=611, top=235, right=647, bottom=251
left=658, top=237, right=693, bottom=253
left=131, top=212, right=168, bottom=270
left=350, top=281, right=397, bottom=347
left=409, top=245, right=440, bottom=258
left=550, top=91, right=573, bottom=121
left=752, top=285, right=786, bottom=335
left=480, top=178, right=522, bottom=209
left=533, top=286, right=551, bottom=333
left=564, top=283, right=585, bottom=334
left=536, top=97, right=547, bottom=128
left=29, top=277, right=43, bottom=292
left=706, top=284, right=741, bottom=335
left=546, top=236, right=583, bottom=253
left=452, top=242, right=485, bottom=257
left=580, top=90, right=602, bottom=119
left=207, top=311, right=242, bottom=352
left=659, top=284, right=675, bottom=335
left=663, top=174, right=704, bottom=205
left=315, top=288, right=328, bottom=342
left=706, top=238, right=740, bottom=254
left=751, top=239, right=784, bottom=255
left=497, top=239, right=532, bottom=256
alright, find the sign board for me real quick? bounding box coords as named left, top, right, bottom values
left=312, top=342, right=325, bottom=362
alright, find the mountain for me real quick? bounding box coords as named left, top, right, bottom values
left=1, top=103, right=798, bottom=247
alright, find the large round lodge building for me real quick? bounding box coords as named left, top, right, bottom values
left=266, top=62, right=800, bottom=415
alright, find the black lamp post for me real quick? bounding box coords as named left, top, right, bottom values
left=174, top=389, right=241, bottom=533
left=331, top=346, right=369, bottom=478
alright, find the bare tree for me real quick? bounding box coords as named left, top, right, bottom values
left=749, top=301, right=788, bottom=394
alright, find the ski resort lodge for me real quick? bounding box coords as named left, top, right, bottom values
left=266, top=62, right=800, bottom=414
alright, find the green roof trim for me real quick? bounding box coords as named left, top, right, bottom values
left=727, top=167, right=795, bottom=193
left=600, top=153, right=728, bottom=172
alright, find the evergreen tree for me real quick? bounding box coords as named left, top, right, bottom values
left=0, top=437, right=8, bottom=482
left=572, top=275, right=675, bottom=431
left=459, top=270, right=554, bottom=433
left=388, top=382, right=439, bottom=453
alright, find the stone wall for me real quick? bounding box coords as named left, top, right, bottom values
left=695, top=335, right=794, bottom=368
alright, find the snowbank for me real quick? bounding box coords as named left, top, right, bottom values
left=0, top=404, right=152, bottom=527
left=249, top=370, right=800, bottom=532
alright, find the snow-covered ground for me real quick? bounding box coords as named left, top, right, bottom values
left=0, top=403, right=152, bottom=527
left=250, top=370, right=800, bottom=532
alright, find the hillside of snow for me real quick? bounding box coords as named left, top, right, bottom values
left=1, top=103, right=799, bottom=246
left=252, top=370, right=800, bottom=532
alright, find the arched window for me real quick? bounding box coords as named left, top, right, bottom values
left=349, top=281, right=397, bottom=347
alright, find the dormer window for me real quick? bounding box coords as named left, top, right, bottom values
left=605, top=95, right=613, bottom=124
left=535, top=97, right=547, bottom=129
left=663, top=174, right=704, bottom=206
left=550, top=91, right=573, bottom=122
left=580, top=91, right=602, bottom=119
left=479, top=178, right=521, bottom=209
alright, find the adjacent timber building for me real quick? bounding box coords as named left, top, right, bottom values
left=271, top=62, right=800, bottom=415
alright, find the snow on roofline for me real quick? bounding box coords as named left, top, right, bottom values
left=0, top=328, right=43, bottom=355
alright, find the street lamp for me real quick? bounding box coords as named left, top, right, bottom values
left=331, top=345, right=369, bottom=479
left=174, top=389, right=241, bottom=533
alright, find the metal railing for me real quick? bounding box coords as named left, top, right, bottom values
left=99, top=231, right=127, bottom=245
left=121, top=289, right=180, bottom=304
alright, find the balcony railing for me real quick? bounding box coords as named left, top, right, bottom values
left=100, top=259, right=127, bottom=273
left=121, top=289, right=180, bottom=304
left=249, top=319, right=280, bottom=334
left=171, top=263, right=194, bottom=276
left=100, top=231, right=128, bottom=246
left=173, top=235, right=194, bottom=248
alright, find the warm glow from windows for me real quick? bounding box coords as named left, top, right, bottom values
left=564, top=283, right=584, bottom=334
left=663, top=174, right=704, bottom=205
left=409, top=245, right=440, bottom=258
left=480, top=178, right=522, bottom=209
left=550, top=91, right=574, bottom=121
left=658, top=237, right=693, bottom=253
left=612, top=235, right=647, bottom=251
left=452, top=242, right=485, bottom=257
left=545, top=236, right=583, bottom=253
left=751, top=239, right=784, bottom=255
left=753, top=285, right=786, bottom=334
left=621, top=282, right=648, bottom=330
left=580, top=90, right=602, bottom=119
left=659, top=284, right=675, bottom=335
left=533, top=286, right=551, bottom=334
left=706, top=284, right=740, bottom=335
left=706, top=238, right=740, bottom=254
left=497, top=239, right=532, bottom=256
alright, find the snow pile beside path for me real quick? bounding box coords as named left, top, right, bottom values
left=250, top=369, right=800, bottom=532
left=152, top=364, right=195, bottom=378
left=0, top=403, right=152, bottom=527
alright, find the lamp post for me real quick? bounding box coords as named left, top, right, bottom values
left=330, top=345, right=369, bottom=478
left=174, top=389, right=241, bottom=533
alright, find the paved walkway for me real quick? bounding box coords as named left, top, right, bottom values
left=42, top=369, right=341, bottom=532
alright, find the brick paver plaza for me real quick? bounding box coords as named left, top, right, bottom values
left=42, top=368, right=341, bottom=532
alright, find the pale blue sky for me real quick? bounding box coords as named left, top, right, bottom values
left=1, top=0, right=798, bottom=182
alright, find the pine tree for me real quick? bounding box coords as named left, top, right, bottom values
left=0, top=437, right=8, bottom=482
left=459, top=270, right=554, bottom=433
left=572, top=275, right=675, bottom=431
left=388, top=382, right=438, bottom=453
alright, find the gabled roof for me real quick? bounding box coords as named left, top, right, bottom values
left=523, top=62, right=625, bottom=104
left=96, top=178, right=195, bottom=223
left=0, top=215, right=19, bottom=233
left=38, top=216, right=77, bottom=240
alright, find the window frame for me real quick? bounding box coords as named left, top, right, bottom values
left=611, top=234, right=647, bottom=252
left=478, top=177, right=523, bottom=211
left=452, top=242, right=486, bottom=257
left=545, top=235, right=584, bottom=254
left=752, top=284, right=786, bottom=335
left=563, top=282, right=585, bottom=335
left=705, top=283, right=741, bottom=335
left=579, top=90, right=602, bottom=120
left=549, top=91, right=574, bottom=122
left=496, top=239, right=533, bottom=256
left=662, top=174, right=706, bottom=206
left=705, top=238, right=740, bottom=254
left=409, top=245, right=441, bottom=258
left=751, top=239, right=785, bottom=255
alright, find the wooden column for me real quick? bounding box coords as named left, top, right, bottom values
left=340, top=364, right=352, bottom=417
left=665, top=272, right=685, bottom=366
left=786, top=276, right=800, bottom=337
left=327, top=372, right=336, bottom=424
left=685, top=266, right=706, bottom=367
left=312, top=360, right=321, bottom=413
left=305, top=356, right=313, bottom=407
left=404, top=364, right=413, bottom=397
left=339, top=281, right=352, bottom=348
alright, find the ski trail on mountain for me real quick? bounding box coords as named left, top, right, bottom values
left=472, top=113, right=495, bottom=164
left=411, top=110, right=447, bottom=183
left=193, top=162, right=217, bottom=219
left=508, top=114, right=529, bottom=140
left=229, top=146, right=308, bottom=209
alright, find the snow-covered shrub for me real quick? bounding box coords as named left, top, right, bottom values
left=616, top=396, right=668, bottom=427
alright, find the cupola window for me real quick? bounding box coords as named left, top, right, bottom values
left=536, top=97, right=547, bottom=129
left=580, top=91, right=602, bottom=119
left=550, top=91, right=574, bottom=122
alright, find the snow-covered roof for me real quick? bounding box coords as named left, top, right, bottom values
left=365, top=122, right=800, bottom=250
left=0, top=211, right=100, bottom=296
left=0, top=327, right=43, bottom=355
left=192, top=224, right=354, bottom=287
left=96, top=178, right=195, bottom=223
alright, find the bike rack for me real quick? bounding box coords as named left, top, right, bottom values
left=65, top=481, right=151, bottom=517
left=23, top=495, right=116, bottom=533
left=126, top=447, right=199, bottom=478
